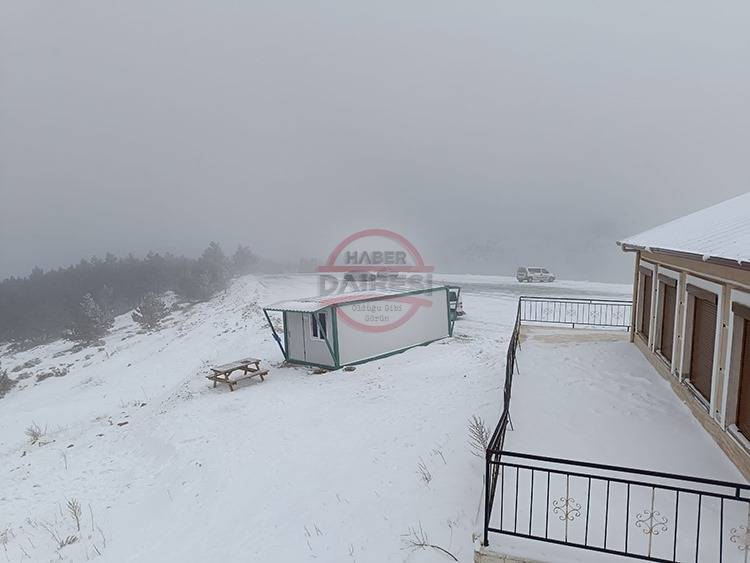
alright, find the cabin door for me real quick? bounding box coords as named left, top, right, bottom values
left=286, top=312, right=306, bottom=362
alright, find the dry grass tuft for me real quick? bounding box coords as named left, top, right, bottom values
left=417, top=459, right=432, bottom=485
left=25, top=422, right=47, bottom=446
left=67, top=499, right=82, bottom=532
left=401, top=522, right=457, bottom=561
left=468, top=415, right=490, bottom=458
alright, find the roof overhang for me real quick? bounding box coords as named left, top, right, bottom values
left=617, top=241, right=750, bottom=272
left=263, top=285, right=452, bottom=314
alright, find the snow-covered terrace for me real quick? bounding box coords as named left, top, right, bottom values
left=483, top=319, right=749, bottom=563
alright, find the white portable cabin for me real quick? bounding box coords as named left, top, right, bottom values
left=263, top=286, right=457, bottom=369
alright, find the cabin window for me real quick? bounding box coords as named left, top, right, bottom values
left=311, top=312, right=327, bottom=340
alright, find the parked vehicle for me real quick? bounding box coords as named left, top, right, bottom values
left=516, top=266, right=555, bottom=283
left=448, top=286, right=465, bottom=318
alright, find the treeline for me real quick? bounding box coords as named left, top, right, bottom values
left=0, top=242, right=258, bottom=344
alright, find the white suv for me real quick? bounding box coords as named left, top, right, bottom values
left=516, top=267, right=555, bottom=283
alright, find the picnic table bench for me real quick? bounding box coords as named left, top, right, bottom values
left=206, top=357, right=268, bottom=391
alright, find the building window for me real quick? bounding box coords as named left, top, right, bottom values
left=684, top=283, right=719, bottom=405
left=311, top=312, right=327, bottom=340
left=656, top=274, right=678, bottom=364
left=735, top=315, right=750, bottom=437
left=727, top=299, right=750, bottom=440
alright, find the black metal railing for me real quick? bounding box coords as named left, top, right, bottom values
left=484, top=298, right=523, bottom=545
left=483, top=296, right=750, bottom=562
left=490, top=452, right=750, bottom=563
left=520, top=296, right=632, bottom=328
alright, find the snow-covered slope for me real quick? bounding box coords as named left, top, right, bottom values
left=0, top=274, right=631, bottom=562
left=0, top=274, right=509, bottom=562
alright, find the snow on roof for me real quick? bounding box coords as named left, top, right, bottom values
left=264, top=284, right=449, bottom=313
left=618, top=191, right=750, bottom=266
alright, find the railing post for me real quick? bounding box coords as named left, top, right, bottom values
left=484, top=453, right=491, bottom=546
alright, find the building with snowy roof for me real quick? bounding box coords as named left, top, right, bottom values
left=618, top=191, right=750, bottom=471
left=263, top=285, right=458, bottom=369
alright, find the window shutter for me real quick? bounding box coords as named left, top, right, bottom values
left=686, top=284, right=718, bottom=305
left=735, top=320, right=750, bottom=437
left=660, top=284, right=677, bottom=362
left=690, top=297, right=717, bottom=402
left=641, top=274, right=652, bottom=338
left=732, top=301, right=750, bottom=321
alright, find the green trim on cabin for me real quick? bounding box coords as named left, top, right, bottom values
left=340, top=335, right=449, bottom=367
left=283, top=357, right=338, bottom=370
left=446, top=285, right=461, bottom=336
left=264, top=285, right=452, bottom=314
left=332, top=307, right=340, bottom=368
left=445, top=286, right=453, bottom=336
left=330, top=285, right=451, bottom=309
left=282, top=311, right=289, bottom=360
left=265, top=284, right=458, bottom=367
left=315, top=308, right=337, bottom=366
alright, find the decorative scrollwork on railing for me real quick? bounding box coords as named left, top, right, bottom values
left=635, top=509, right=668, bottom=536
left=552, top=496, right=581, bottom=522
left=730, top=525, right=750, bottom=551
left=522, top=300, right=629, bottom=327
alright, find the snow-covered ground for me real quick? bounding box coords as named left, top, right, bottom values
left=487, top=327, right=747, bottom=563
left=507, top=328, right=743, bottom=475
left=0, top=274, right=740, bottom=562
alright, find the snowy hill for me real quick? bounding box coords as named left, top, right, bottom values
left=0, top=274, right=631, bottom=562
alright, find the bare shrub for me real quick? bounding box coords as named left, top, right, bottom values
left=39, top=521, right=78, bottom=551
left=401, top=522, right=457, bottom=561
left=0, top=526, right=14, bottom=553
left=468, top=415, right=490, bottom=458
left=25, top=422, right=47, bottom=446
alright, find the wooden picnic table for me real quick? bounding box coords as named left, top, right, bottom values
left=206, top=357, right=268, bottom=391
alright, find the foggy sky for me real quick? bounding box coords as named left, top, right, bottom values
left=2, top=1, right=749, bottom=282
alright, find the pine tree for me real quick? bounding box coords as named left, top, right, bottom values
left=69, top=293, right=114, bottom=343
left=132, top=293, right=168, bottom=330
left=193, top=242, right=229, bottom=297
left=231, top=245, right=258, bottom=276
left=179, top=271, right=214, bottom=302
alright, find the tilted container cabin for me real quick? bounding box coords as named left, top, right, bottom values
left=263, top=285, right=457, bottom=369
